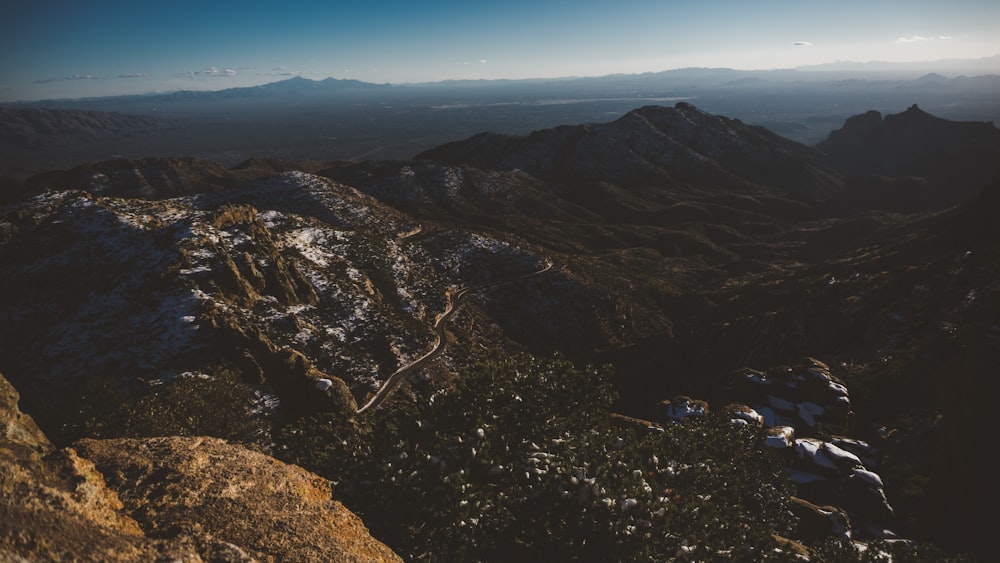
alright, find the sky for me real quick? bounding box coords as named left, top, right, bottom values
left=2, top=0, right=999, bottom=101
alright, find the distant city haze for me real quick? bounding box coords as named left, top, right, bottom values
left=3, top=0, right=999, bottom=101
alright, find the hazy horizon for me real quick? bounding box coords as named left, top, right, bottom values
left=4, top=1, right=1000, bottom=102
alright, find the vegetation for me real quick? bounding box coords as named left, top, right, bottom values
left=280, top=353, right=798, bottom=561
left=48, top=366, right=270, bottom=448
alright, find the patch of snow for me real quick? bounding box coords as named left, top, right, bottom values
left=828, top=381, right=849, bottom=397
left=765, top=427, right=794, bottom=449
left=794, top=439, right=838, bottom=471
left=797, top=402, right=825, bottom=428
left=768, top=394, right=795, bottom=412
left=823, top=442, right=862, bottom=469
left=853, top=468, right=884, bottom=488
left=756, top=406, right=778, bottom=427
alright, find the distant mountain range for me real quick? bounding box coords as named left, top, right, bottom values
left=3, top=60, right=999, bottom=182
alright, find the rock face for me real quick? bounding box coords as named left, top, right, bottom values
left=1, top=371, right=402, bottom=562
left=74, top=436, right=402, bottom=563
left=2, top=370, right=196, bottom=561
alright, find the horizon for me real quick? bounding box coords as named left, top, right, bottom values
left=3, top=1, right=1000, bottom=103
left=4, top=55, right=1000, bottom=105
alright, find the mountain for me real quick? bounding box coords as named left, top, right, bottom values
left=1, top=104, right=996, bottom=559
left=0, top=107, right=165, bottom=147
left=818, top=104, right=1000, bottom=211
left=417, top=103, right=843, bottom=203
left=0, top=108, right=171, bottom=191
left=5, top=68, right=999, bottom=185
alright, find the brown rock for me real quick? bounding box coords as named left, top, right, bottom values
left=74, top=436, right=401, bottom=563
left=2, top=372, right=189, bottom=561
left=788, top=496, right=851, bottom=541
left=0, top=370, right=51, bottom=453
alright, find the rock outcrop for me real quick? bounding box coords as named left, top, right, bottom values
left=74, top=436, right=402, bottom=563
left=2, top=371, right=198, bottom=561
left=657, top=358, right=900, bottom=545
left=1, top=371, right=401, bottom=562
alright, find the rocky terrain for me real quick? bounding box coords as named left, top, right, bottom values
left=1, top=103, right=996, bottom=560
left=1, top=371, right=401, bottom=562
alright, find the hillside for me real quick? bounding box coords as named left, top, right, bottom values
left=1, top=104, right=995, bottom=560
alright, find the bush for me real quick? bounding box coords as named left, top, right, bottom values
left=70, top=367, right=272, bottom=448
left=280, top=353, right=797, bottom=561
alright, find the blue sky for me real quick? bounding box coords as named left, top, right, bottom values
left=2, top=0, right=999, bottom=101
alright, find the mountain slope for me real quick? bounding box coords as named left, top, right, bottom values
left=0, top=107, right=165, bottom=149
left=418, top=103, right=844, bottom=203
left=818, top=104, right=1000, bottom=210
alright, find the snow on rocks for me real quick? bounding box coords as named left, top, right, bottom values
left=660, top=395, right=708, bottom=423
left=764, top=426, right=795, bottom=449
left=658, top=357, right=896, bottom=544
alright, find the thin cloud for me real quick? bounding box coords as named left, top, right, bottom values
left=33, top=74, right=108, bottom=83
left=257, top=68, right=309, bottom=77
left=35, top=72, right=149, bottom=83
left=202, top=67, right=237, bottom=77
left=896, top=35, right=952, bottom=43
left=792, top=41, right=813, bottom=47
left=180, top=67, right=239, bottom=78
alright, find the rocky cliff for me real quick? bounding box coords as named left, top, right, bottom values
left=0, top=371, right=401, bottom=562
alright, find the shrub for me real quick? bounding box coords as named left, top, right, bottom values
left=280, top=353, right=797, bottom=561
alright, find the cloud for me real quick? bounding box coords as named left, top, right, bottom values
left=257, top=68, right=308, bottom=77
left=202, top=67, right=237, bottom=77
left=33, top=74, right=107, bottom=83
left=478, top=59, right=488, bottom=64
left=34, top=72, right=149, bottom=83
left=896, top=35, right=952, bottom=43
left=180, top=67, right=239, bottom=79
left=791, top=41, right=813, bottom=47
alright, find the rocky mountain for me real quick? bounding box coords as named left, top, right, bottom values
left=817, top=104, right=1000, bottom=211
left=1, top=103, right=996, bottom=559
left=418, top=103, right=844, bottom=204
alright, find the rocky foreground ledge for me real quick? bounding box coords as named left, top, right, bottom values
left=0, top=371, right=401, bottom=562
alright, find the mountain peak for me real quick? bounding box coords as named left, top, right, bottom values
left=817, top=105, right=1000, bottom=207
left=901, top=103, right=930, bottom=117
left=418, top=103, right=841, bottom=201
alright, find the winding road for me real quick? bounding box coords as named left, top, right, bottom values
left=356, top=258, right=554, bottom=414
